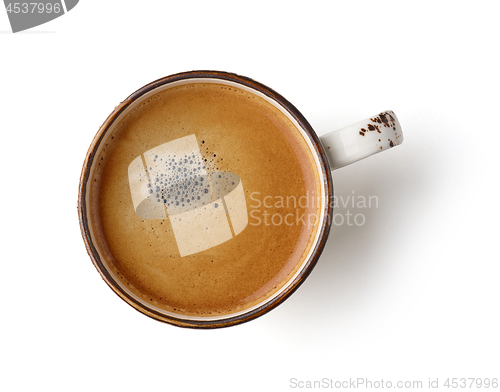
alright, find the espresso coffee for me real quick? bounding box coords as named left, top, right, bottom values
left=83, top=77, right=327, bottom=322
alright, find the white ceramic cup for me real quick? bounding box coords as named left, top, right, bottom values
left=79, top=71, right=403, bottom=328
left=321, top=110, right=403, bottom=169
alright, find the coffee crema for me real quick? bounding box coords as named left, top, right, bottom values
left=82, top=77, right=328, bottom=322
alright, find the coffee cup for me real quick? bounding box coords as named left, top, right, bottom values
left=78, top=70, right=403, bottom=328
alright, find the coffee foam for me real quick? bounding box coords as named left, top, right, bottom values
left=85, top=79, right=326, bottom=320
left=129, top=134, right=248, bottom=256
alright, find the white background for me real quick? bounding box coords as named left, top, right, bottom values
left=1, top=1, right=499, bottom=391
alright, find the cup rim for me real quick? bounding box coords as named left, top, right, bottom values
left=78, top=70, right=334, bottom=328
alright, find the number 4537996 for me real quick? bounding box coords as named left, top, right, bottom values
left=5, top=3, right=62, bottom=14
left=444, top=378, right=498, bottom=388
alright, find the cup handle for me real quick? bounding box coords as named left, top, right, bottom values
left=320, top=110, right=403, bottom=170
